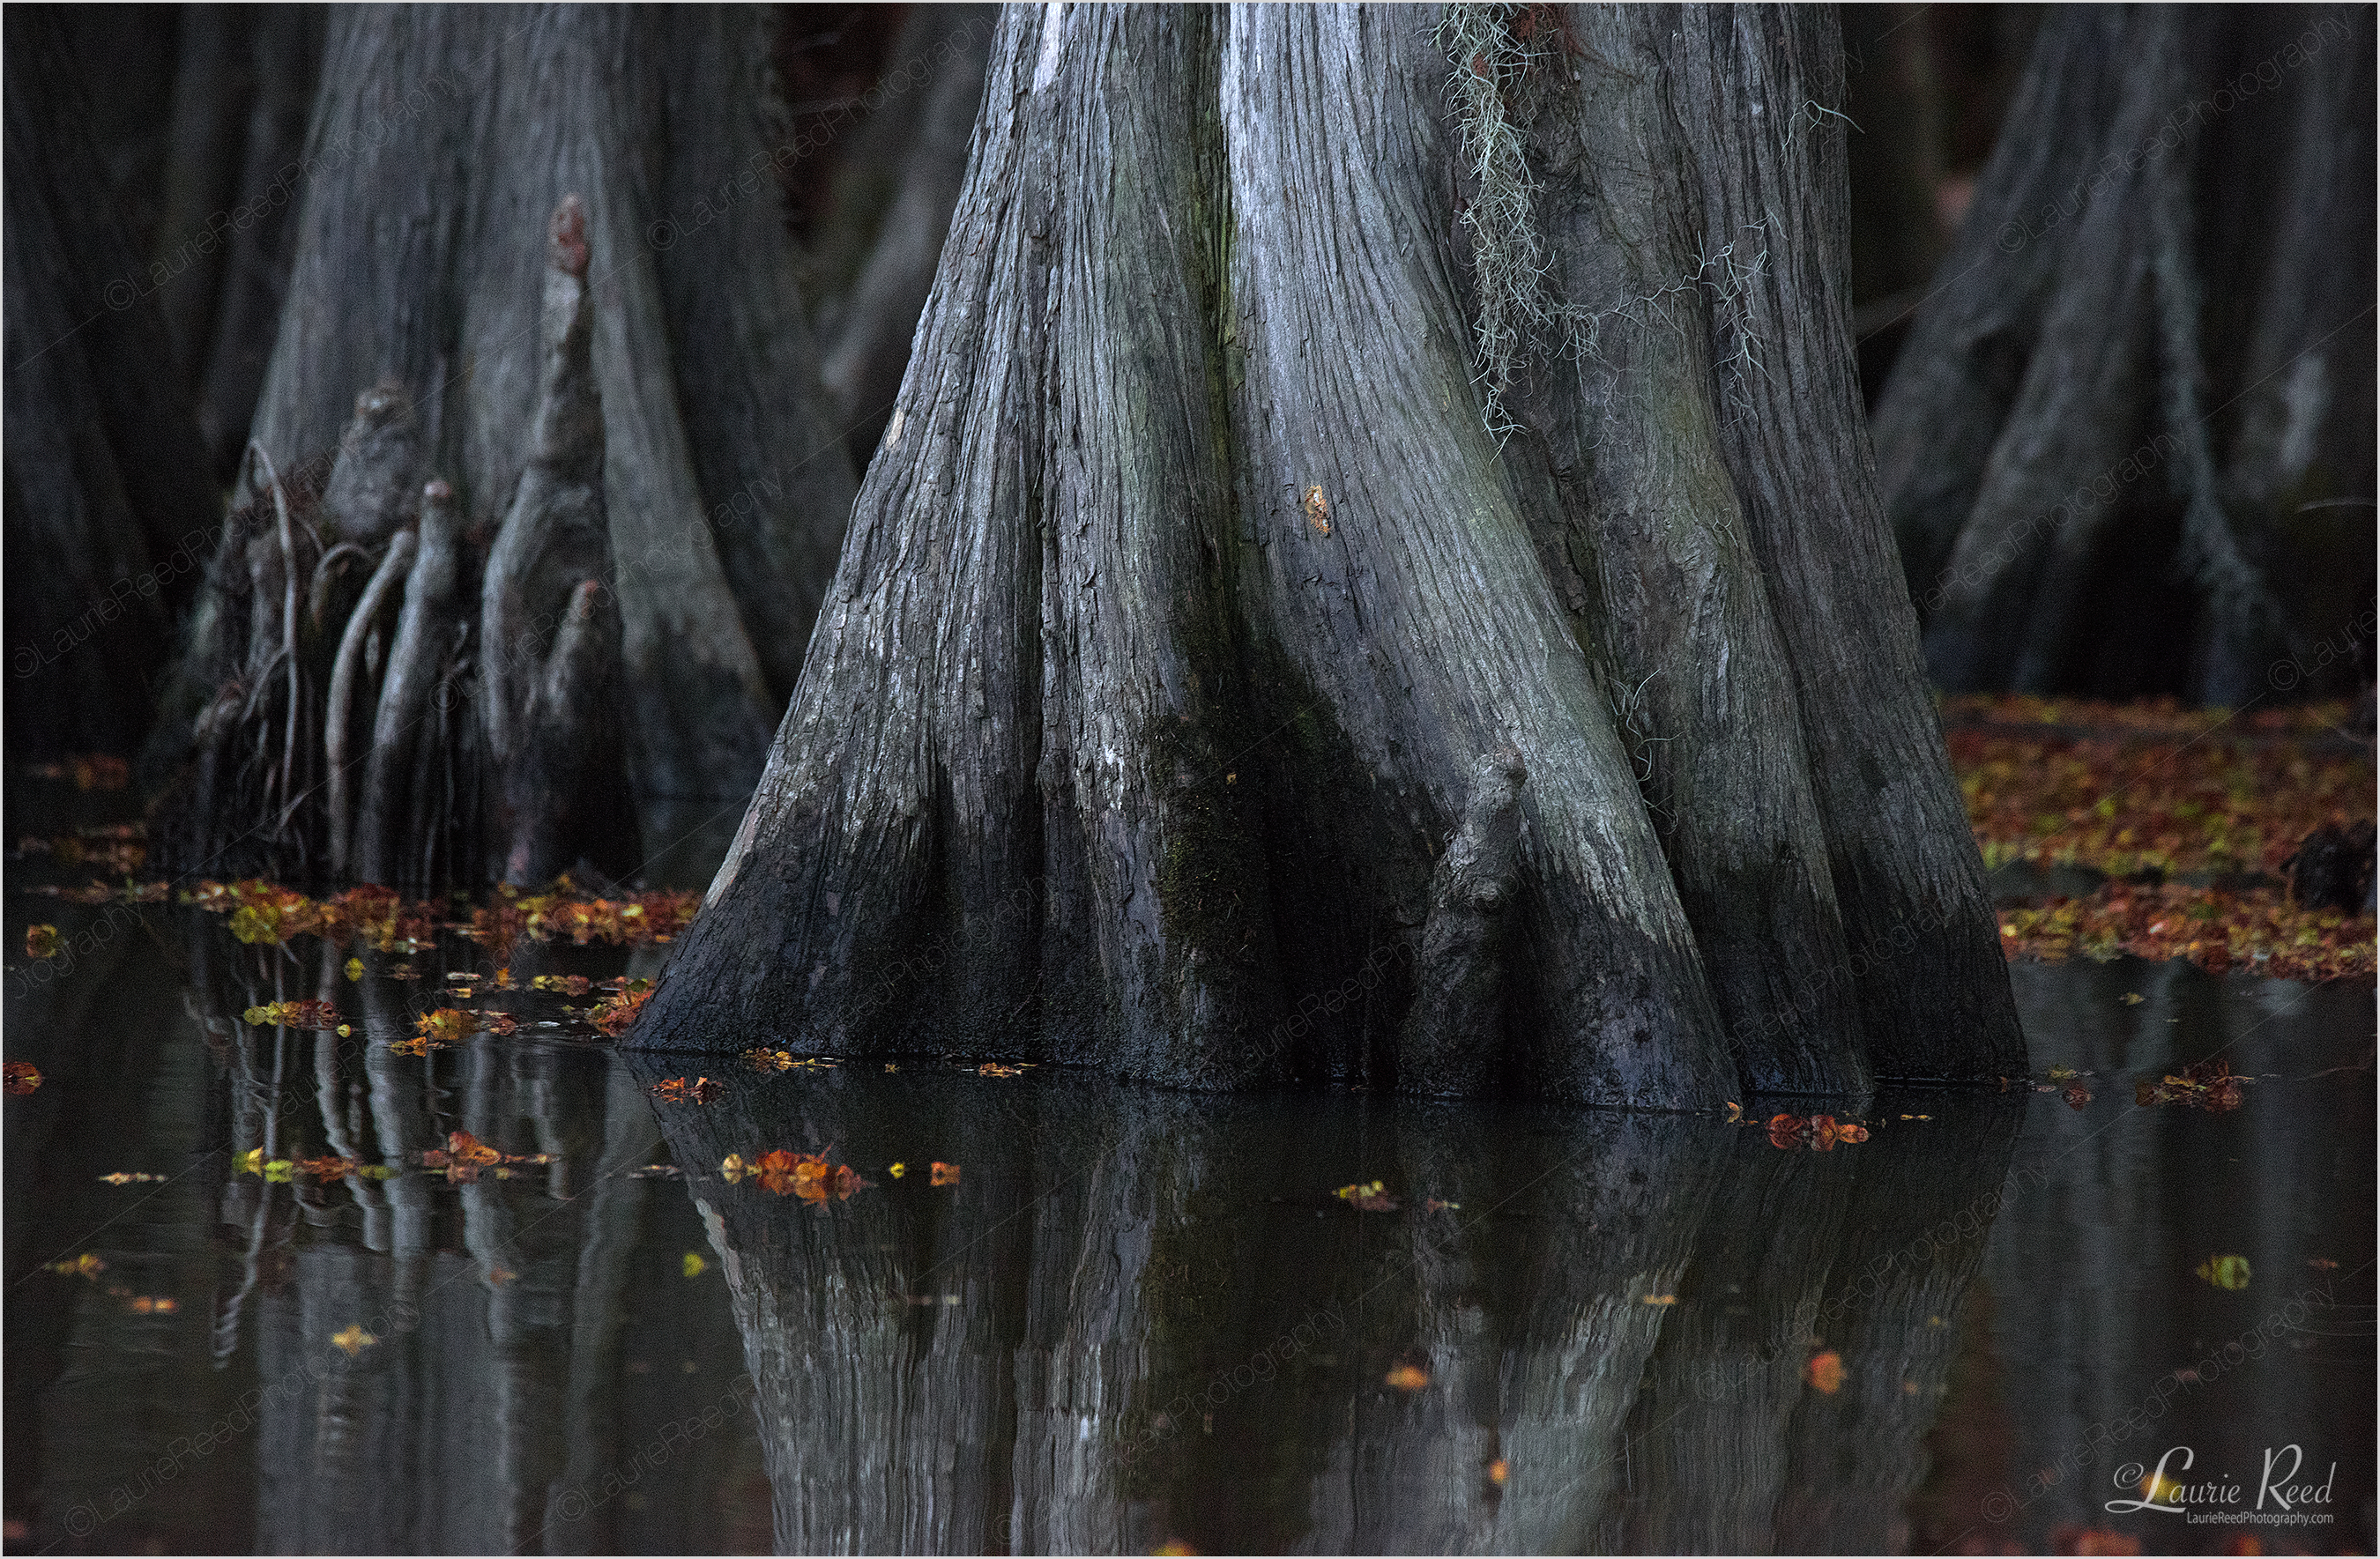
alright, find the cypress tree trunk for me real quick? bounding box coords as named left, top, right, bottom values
left=146, top=4, right=862, bottom=887
left=635, top=4, right=2021, bottom=1107
left=1875, top=4, right=2377, bottom=703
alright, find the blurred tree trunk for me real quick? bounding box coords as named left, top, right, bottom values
left=1875, top=4, right=2377, bottom=703
left=635, top=4, right=2021, bottom=1107
left=146, top=4, right=867, bottom=887
left=2, top=10, right=221, bottom=761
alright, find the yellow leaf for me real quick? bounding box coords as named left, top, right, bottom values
left=1642, top=1294, right=1679, bottom=1305
left=2196, top=1254, right=2251, bottom=1290
left=1805, top=1350, right=1845, bottom=1393
left=719, top=1154, right=747, bottom=1184
left=234, top=1147, right=264, bottom=1176
left=889, top=1162, right=906, bottom=1178
left=331, top=1324, right=376, bottom=1356
left=1383, top=1362, right=1430, bottom=1392
left=345, top=956, right=364, bottom=982
left=682, top=1252, right=708, bottom=1279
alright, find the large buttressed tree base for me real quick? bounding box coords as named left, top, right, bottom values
left=635, top=4, right=2025, bottom=1108
left=1876, top=5, right=2376, bottom=703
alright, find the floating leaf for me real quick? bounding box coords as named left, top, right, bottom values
left=2119, top=991, right=2145, bottom=1005
left=242, top=999, right=341, bottom=1031
left=1334, top=1179, right=1399, bottom=1212
left=1805, top=1350, right=1845, bottom=1393
left=1766, top=1113, right=1867, bottom=1150
left=445, top=1130, right=502, bottom=1168
left=2047, top=1064, right=2080, bottom=1081
left=719, top=1154, right=747, bottom=1184
left=588, top=982, right=652, bottom=1036
left=752, top=1149, right=803, bottom=1195
left=1642, top=1294, right=1678, bottom=1306
left=888, top=1162, right=906, bottom=1178
left=416, top=1007, right=480, bottom=1043
left=977, top=1062, right=1028, bottom=1078
left=331, top=1324, right=376, bottom=1356
left=387, top=1036, right=445, bottom=1058
left=2062, top=1086, right=2094, bottom=1109
left=345, top=956, right=364, bottom=981
left=263, top=1159, right=294, bottom=1183
left=2137, top=1056, right=2248, bottom=1113
left=292, top=1155, right=359, bottom=1180
left=649, top=1075, right=725, bottom=1105
left=1722, top=1101, right=1742, bottom=1124
left=25, top=924, right=58, bottom=960
left=1383, top=1362, right=1430, bottom=1392
left=98, top=1171, right=166, bottom=1184
left=1486, top=1459, right=1509, bottom=1488
left=124, top=1295, right=177, bottom=1315
left=682, top=1252, right=708, bottom=1279
left=532, top=974, right=592, bottom=997
left=234, top=1147, right=264, bottom=1175
left=2309, top=1256, right=2339, bottom=1271
left=4, top=1061, right=42, bottom=1095
left=50, top=1253, right=105, bottom=1280
left=2196, top=1254, right=2251, bottom=1291
left=930, top=1162, right=961, bottom=1187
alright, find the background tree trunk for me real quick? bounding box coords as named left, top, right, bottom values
left=1874, top=4, right=2377, bottom=704
left=3, top=11, right=223, bottom=761
left=635, top=4, right=2022, bottom=1107
left=145, top=4, right=867, bottom=886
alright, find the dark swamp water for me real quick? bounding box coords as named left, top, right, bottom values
left=4, top=791, right=2373, bottom=1555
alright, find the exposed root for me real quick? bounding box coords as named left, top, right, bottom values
left=155, top=197, right=627, bottom=892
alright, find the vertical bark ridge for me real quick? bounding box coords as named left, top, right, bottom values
left=1662, top=6, right=2025, bottom=1080
left=1222, top=5, right=1734, bottom=1108
left=1525, top=7, right=1869, bottom=1096
left=1039, top=7, right=1283, bottom=1086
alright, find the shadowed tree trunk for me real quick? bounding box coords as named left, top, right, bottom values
left=1875, top=4, right=2377, bottom=704
left=145, top=4, right=863, bottom=887
left=635, top=4, right=2023, bottom=1108
left=3, top=10, right=222, bottom=760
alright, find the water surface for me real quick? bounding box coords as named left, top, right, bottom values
left=4, top=872, right=2371, bottom=1554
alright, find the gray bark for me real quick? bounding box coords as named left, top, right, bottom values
left=636, top=4, right=2020, bottom=1106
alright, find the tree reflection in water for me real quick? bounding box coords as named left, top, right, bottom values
left=643, top=1062, right=2020, bottom=1555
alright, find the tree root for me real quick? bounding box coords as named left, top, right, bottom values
left=155, top=197, right=628, bottom=891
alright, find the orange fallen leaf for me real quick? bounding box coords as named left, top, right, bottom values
left=125, top=1295, right=177, bottom=1315
left=1383, top=1362, right=1431, bottom=1392
left=446, top=1130, right=502, bottom=1168
left=1805, top=1350, right=1845, bottom=1393
left=1486, top=1458, right=1509, bottom=1488
left=416, top=1007, right=480, bottom=1043
left=4, top=1061, right=43, bottom=1095
left=930, top=1162, right=961, bottom=1187
left=26, top=924, right=58, bottom=959
left=331, top=1324, right=376, bottom=1356
left=589, top=981, right=653, bottom=1036
left=50, top=1253, right=105, bottom=1280
left=649, top=1075, right=724, bottom=1105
